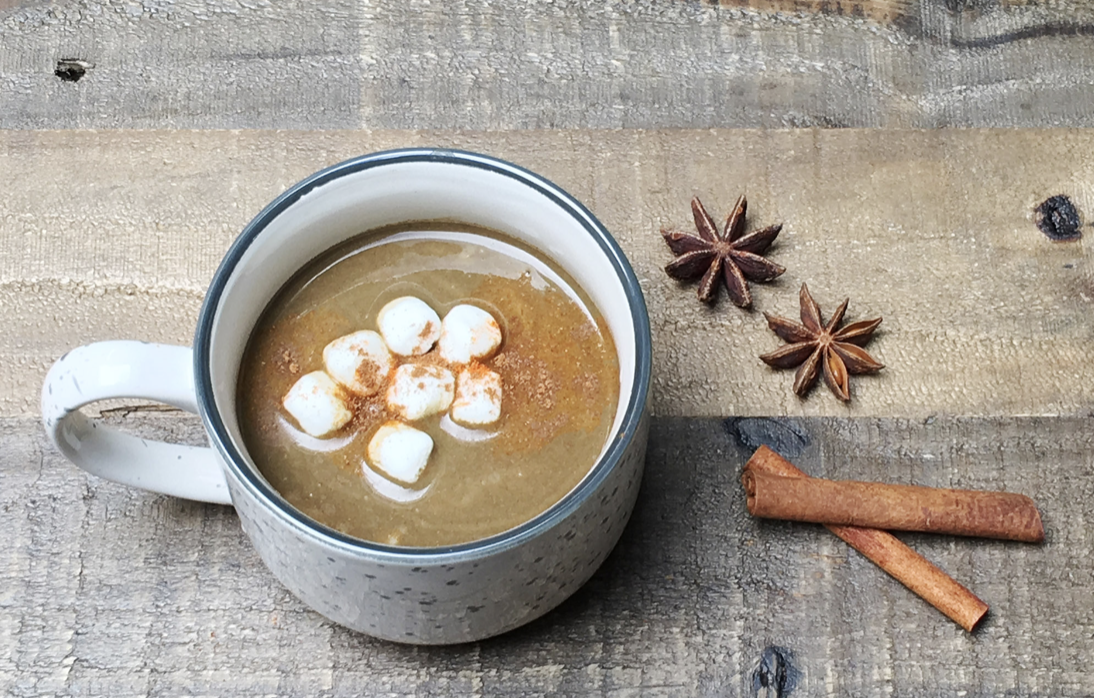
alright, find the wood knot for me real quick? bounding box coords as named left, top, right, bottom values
left=724, top=417, right=811, bottom=458
left=1035, top=195, right=1082, bottom=242
left=752, top=646, right=796, bottom=698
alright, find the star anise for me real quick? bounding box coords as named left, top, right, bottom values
left=759, top=283, right=883, bottom=401
left=661, top=196, right=785, bottom=307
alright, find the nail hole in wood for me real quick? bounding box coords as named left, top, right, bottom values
left=55, top=59, right=91, bottom=82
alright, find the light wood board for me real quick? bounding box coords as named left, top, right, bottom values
left=3, top=128, right=1093, bottom=419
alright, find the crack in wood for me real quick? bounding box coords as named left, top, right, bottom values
left=98, top=404, right=184, bottom=418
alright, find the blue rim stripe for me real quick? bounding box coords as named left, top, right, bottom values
left=194, top=148, right=652, bottom=561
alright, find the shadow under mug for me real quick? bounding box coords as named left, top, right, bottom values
left=41, top=149, right=652, bottom=644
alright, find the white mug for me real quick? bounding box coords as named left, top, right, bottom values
left=41, top=149, right=652, bottom=644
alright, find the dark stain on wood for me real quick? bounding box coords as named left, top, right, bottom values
left=901, top=0, right=1094, bottom=49
left=739, top=0, right=1094, bottom=52
left=710, top=0, right=1069, bottom=62
left=942, top=0, right=997, bottom=13
left=715, top=0, right=910, bottom=25
left=950, top=21, right=1094, bottom=49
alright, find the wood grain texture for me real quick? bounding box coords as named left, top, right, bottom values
left=4, top=128, right=1093, bottom=419
left=4, top=1, right=1094, bottom=694
left=0, top=0, right=363, bottom=129
left=4, top=1, right=1094, bottom=129
left=3, top=414, right=1091, bottom=696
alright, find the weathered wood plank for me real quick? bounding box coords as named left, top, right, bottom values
left=0, top=0, right=363, bottom=129
left=3, top=1, right=1094, bottom=130
left=4, top=128, right=1093, bottom=419
left=3, top=414, right=1091, bottom=696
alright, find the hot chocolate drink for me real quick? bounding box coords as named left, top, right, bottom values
left=237, top=222, right=620, bottom=547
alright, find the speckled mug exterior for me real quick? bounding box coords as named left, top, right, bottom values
left=195, top=149, right=652, bottom=643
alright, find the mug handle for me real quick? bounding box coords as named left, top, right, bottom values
left=41, top=341, right=232, bottom=505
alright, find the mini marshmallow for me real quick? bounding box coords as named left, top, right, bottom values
left=377, top=296, right=442, bottom=356
left=437, top=304, right=503, bottom=364
left=323, top=330, right=394, bottom=396
left=450, top=364, right=502, bottom=426
left=367, top=421, right=433, bottom=485
left=385, top=363, right=455, bottom=421
left=282, top=371, right=353, bottom=437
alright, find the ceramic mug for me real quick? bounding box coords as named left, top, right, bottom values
left=41, top=149, right=652, bottom=644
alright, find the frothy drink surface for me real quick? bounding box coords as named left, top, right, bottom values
left=237, top=224, right=620, bottom=546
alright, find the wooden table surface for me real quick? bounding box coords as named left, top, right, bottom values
left=4, top=2, right=1094, bottom=696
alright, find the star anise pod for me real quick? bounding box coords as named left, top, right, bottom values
left=661, top=195, right=785, bottom=307
left=759, top=283, right=883, bottom=401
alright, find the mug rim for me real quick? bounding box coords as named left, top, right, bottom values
left=194, top=148, right=652, bottom=560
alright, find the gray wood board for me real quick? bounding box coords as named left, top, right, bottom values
left=4, top=0, right=1094, bottom=130
left=3, top=413, right=1090, bottom=696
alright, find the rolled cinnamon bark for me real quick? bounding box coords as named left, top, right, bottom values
left=746, top=446, right=989, bottom=632
left=742, top=464, right=1044, bottom=543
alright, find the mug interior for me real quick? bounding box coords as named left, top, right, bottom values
left=196, top=150, right=650, bottom=553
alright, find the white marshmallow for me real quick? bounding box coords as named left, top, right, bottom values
left=377, top=296, right=442, bottom=356
left=450, top=365, right=503, bottom=426
left=282, top=371, right=353, bottom=438
left=385, top=363, right=455, bottom=421
left=437, top=304, right=503, bottom=364
left=323, top=330, right=394, bottom=396
left=367, top=421, right=433, bottom=485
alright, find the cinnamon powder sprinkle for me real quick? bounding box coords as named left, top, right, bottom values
left=277, top=348, right=301, bottom=376
left=476, top=274, right=617, bottom=456
left=354, top=358, right=387, bottom=395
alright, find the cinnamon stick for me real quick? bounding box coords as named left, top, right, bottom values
left=742, top=462, right=1044, bottom=543
left=746, top=446, right=989, bottom=632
